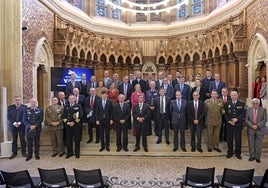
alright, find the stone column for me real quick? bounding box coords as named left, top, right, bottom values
left=0, top=0, right=22, bottom=104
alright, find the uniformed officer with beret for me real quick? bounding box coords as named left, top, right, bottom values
left=45, top=97, right=64, bottom=157
left=23, top=98, right=44, bottom=161
left=224, top=90, right=246, bottom=159
left=62, top=95, right=83, bottom=159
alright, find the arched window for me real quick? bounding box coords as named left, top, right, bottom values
left=191, top=0, right=204, bottom=15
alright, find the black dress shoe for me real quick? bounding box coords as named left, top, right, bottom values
left=36, top=156, right=40, bottom=160
left=65, top=155, right=72, bottom=159
left=133, top=147, right=140, bottom=152
left=256, top=159, right=261, bottom=163
left=51, top=153, right=58, bottom=157
left=99, top=147, right=105, bottom=152
left=197, top=148, right=203, bottom=153
left=248, top=157, right=255, bottom=161
left=26, top=156, right=32, bottom=161
left=144, top=148, right=148, bottom=152
left=173, top=147, right=178, bottom=152
left=226, top=154, right=232, bottom=158
left=95, top=140, right=100, bottom=144
left=87, top=139, right=92, bottom=143
left=181, top=147, right=187, bottom=152
left=116, top=148, right=121, bottom=152
left=9, top=154, right=17, bottom=160
left=156, top=140, right=162, bottom=144
left=208, top=148, right=212, bottom=152
left=75, top=154, right=80, bottom=159
left=236, top=155, right=242, bottom=160
left=106, top=147, right=110, bottom=152
left=214, top=148, right=222, bottom=152
left=22, top=152, right=27, bottom=157
left=191, top=148, right=195, bottom=152
left=59, top=153, right=65, bottom=157
left=166, top=141, right=170, bottom=145
left=124, top=148, right=129, bottom=152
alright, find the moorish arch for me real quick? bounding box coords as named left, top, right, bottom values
left=33, top=37, right=54, bottom=108
left=247, top=33, right=268, bottom=107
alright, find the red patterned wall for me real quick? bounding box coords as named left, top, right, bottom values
left=22, top=0, right=54, bottom=100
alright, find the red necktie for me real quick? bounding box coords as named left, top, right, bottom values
left=253, top=109, right=257, bottom=124
left=90, top=96, right=94, bottom=108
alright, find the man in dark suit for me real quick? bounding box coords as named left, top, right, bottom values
left=209, top=73, right=226, bottom=97
left=79, top=73, right=90, bottom=97
left=7, top=96, right=27, bottom=159
left=132, top=71, right=147, bottom=93
left=172, top=71, right=181, bottom=88
left=170, top=90, right=188, bottom=152
left=65, top=73, right=82, bottom=96
left=187, top=91, right=205, bottom=153
left=224, top=90, right=246, bottom=159
left=191, top=79, right=206, bottom=101
left=119, top=75, right=133, bottom=103
left=163, top=77, right=174, bottom=99
left=202, top=70, right=215, bottom=100
left=62, top=95, right=83, bottom=159
left=103, top=70, right=113, bottom=88
left=88, top=75, right=98, bottom=89
left=219, top=87, right=231, bottom=142
left=133, top=94, right=150, bottom=152
left=58, top=91, right=69, bottom=107
left=23, top=98, right=44, bottom=161
left=112, top=73, right=122, bottom=88
left=155, top=71, right=164, bottom=90
left=85, top=88, right=100, bottom=143
left=95, top=90, right=114, bottom=152
left=173, top=75, right=191, bottom=101
left=154, top=87, right=171, bottom=144
left=245, top=98, right=267, bottom=163
left=113, top=94, right=131, bottom=152
left=145, top=72, right=154, bottom=91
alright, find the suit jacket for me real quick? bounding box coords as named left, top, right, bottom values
left=172, top=79, right=179, bottom=88
left=65, top=81, right=82, bottom=96
left=191, top=86, right=207, bottom=102
left=204, top=98, right=224, bottom=126
left=79, top=81, right=90, bottom=97
left=245, top=107, right=267, bottom=135
left=170, top=99, right=188, bottom=129
left=95, top=99, right=114, bottom=123
left=132, top=103, right=150, bottom=126
left=155, top=79, right=163, bottom=91
left=84, top=95, right=101, bottom=122
left=201, top=78, right=215, bottom=93
left=103, top=77, right=113, bottom=88
left=163, top=84, right=174, bottom=99
left=146, top=89, right=159, bottom=105
left=260, top=83, right=267, bottom=99
left=224, top=100, right=245, bottom=126
left=174, top=83, right=191, bottom=101
left=187, top=100, right=205, bottom=126
left=58, top=98, right=69, bottom=107
left=132, top=79, right=147, bottom=93
left=153, top=96, right=171, bottom=120
left=23, top=107, right=44, bottom=134
left=75, top=94, right=85, bottom=109
left=7, top=104, right=27, bottom=131
left=209, top=80, right=226, bottom=97
left=88, top=81, right=98, bottom=89
left=118, top=83, right=133, bottom=102
left=113, top=103, right=131, bottom=126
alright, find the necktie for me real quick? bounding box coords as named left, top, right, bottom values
left=253, top=109, right=257, bottom=124
left=139, top=103, right=142, bottom=112
left=160, top=97, right=164, bottom=114
left=216, top=81, right=219, bottom=89
left=90, top=96, right=94, bottom=108
left=177, top=100, right=181, bottom=111
left=124, top=84, right=127, bottom=98
left=83, top=80, right=86, bottom=85
left=15, top=105, right=19, bottom=122
left=102, top=99, right=106, bottom=109
left=194, top=101, right=198, bottom=119
left=223, top=96, right=227, bottom=103
left=72, top=81, right=75, bottom=88
left=120, top=103, right=124, bottom=111
left=180, top=84, right=183, bottom=92
left=233, top=101, right=236, bottom=106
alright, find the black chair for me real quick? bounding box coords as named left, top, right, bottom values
left=1, top=170, right=40, bottom=188
left=253, top=169, right=268, bottom=188
left=73, top=168, right=109, bottom=188
left=38, top=168, right=74, bottom=188
left=217, top=168, right=254, bottom=188
left=180, top=167, right=215, bottom=187
left=0, top=171, right=5, bottom=185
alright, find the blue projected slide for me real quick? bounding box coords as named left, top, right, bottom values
left=51, top=67, right=94, bottom=91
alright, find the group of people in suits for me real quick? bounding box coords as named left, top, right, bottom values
left=7, top=70, right=267, bottom=163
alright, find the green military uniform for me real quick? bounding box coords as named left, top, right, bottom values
left=45, top=104, right=64, bottom=156
left=205, top=98, right=225, bottom=150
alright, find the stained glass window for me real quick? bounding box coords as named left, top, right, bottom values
left=176, top=0, right=187, bottom=19
left=96, top=0, right=107, bottom=17
left=72, top=0, right=83, bottom=9
left=191, top=0, right=204, bottom=15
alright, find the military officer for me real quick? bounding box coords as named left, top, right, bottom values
left=63, top=95, right=83, bottom=159
left=224, top=90, right=246, bottom=159
left=45, top=97, right=65, bottom=157
left=23, top=98, right=44, bottom=161
left=204, top=89, right=225, bottom=152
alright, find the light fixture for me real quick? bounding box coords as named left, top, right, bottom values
left=105, top=0, right=188, bottom=14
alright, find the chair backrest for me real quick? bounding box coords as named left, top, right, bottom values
left=260, top=169, right=268, bottom=188
left=1, top=170, right=35, bottom=188
left=38, top=168, right=71, bottom=188
left=220, top=168, right=254, bottom=188
left=184, top=167, right=215, bottom=187
left=73, top=168, right=105, bottom=188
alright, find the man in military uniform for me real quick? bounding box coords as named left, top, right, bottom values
left=224, top=90, right=246, bottom=159
left=45, top=97, right=65, bottom=157
left=23, top=98, right=44, bottom=161
left=204, top=89, right=225, bottom=152
left=63, top=95, right=83, bottom=159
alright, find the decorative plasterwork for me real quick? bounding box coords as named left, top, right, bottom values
left=39, top=0, right=254, bottom=38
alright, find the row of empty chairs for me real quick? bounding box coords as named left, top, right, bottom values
left=0, top=168, right=109, bottom=188
left=180, top=167, right=268, bottom=188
